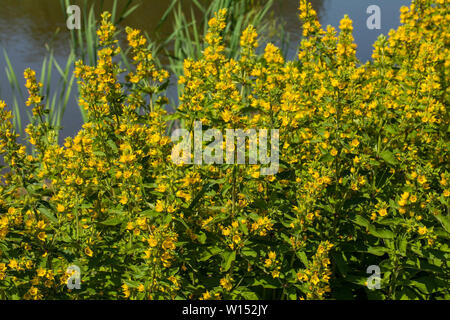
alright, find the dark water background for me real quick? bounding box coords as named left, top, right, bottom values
left=0, top=0, right=411, bottom=140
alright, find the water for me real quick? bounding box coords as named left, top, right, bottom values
left=0, top=0, right=411, bottom=140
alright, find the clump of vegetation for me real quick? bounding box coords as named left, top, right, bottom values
left=0, top=0, right=449, bottom=300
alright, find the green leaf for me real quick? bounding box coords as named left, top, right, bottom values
left=353, top=215, right=370, bottom=228
left=123, top=279, right=141, bottom=288
left=367, top=246, right=390, bottom=256
left=197, top=232, right=207, bottom=244
left=234, top=288, right=259, bottom=300
left=398, top=237, right=407, bottom=256
left=251, top=278, right=279, bottom=289
left=100, top=218, right=123, bottom=226
left=380, top=150, right=398, bottom=165
left=93, top=151, right=106, bottom=157
left=395, top=287, right=423, bottom=300
left=241, top=248, right=257, bottom=258
left=332, top=251, right=349, bottom=276
left=140, top=209, right=159, bottom=219
left=199, top=246, right=221, bottom=262
left=369, top=228, right=395, bottom=239
left=346, top=275, right=368, bottom=286
left=433, top=214, right=450, bottom=234
left=411, top=276, right=449, bottom=294
left=38, top=206, right=58, bottom=223
left=296, top=251, right=309, bottom=268
left=107, top=139, right=118, bottom=153
left=222, top=251, right=236, bottom=272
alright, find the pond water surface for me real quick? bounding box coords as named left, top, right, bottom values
left=0, top=0, right=411, bottom=140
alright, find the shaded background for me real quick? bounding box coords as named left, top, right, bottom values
left=0, top=0, right=411, bottom=140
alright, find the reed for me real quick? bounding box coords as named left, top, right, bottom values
left=59, top=0, right=141, bottom=122
left=157, top=0, right=283, bottom=131
left=1, top=0, right=282, bottom=136
left=162, top=0, right=278, bottom=77
left=1, top=45, right=75, bottom=139
left=60, top=0, right=140, bottom=65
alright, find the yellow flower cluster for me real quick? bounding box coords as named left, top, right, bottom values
left=297, top=241, right=333, bottom=299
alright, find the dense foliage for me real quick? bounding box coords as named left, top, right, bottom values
left=0, top=0, right=449, bottom=300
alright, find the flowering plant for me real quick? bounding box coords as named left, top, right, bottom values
left=0, top=1, right=448, bottom=300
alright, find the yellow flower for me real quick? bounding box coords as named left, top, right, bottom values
left=251, top=170, right=260, bottom=178
left=168, top=276, right=179, bottom=287
left=85, top=247, right=93, bottom=257
left=57, top=204, right=65, bottom=213
left=37, top=232, right=47, bottom=241
left=123, top=171, right=132, bottom=179
left=162, top=239, right=176, bottom=250
left=155, top=200, right=164, bottom=212
left=221, top=109, right=232, bottom=122
left=317, top=245, right=325, bottom=254
left=378, top=208, right=388, bottom=217
left=147, top=236, right=158, bottom=247
left=37, top=220, right=46, bottom=229
left=37, top=268, right=46, bottom=277
left=8, top=259, right=18, bottom=270
left=156, top=184, right=168, bottom=192
left=417, top=175, right=427, bottom=185
left=143, top=249, right=151, bottom=259
left=297, top=271, right=308, bottom=282
left=202, top=291, right=212, bottom=300
left=222, top=227, right=231, bottom=236
left=29, top=287, right=38, bottom=296
left=418, top=226, right=428, bottom=235
left=129, top=74, right=141, bottom=83
left=122, top=283, right=130, bottom=298
left=220, top=277, right=233, bottom=291
left=119, top=194, right=128, bottom=205
left=310, top=274, right=320, bottom=285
